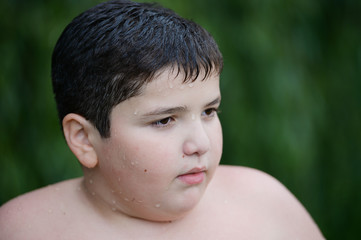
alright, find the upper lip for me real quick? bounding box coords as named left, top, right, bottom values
left=179, top=167, right=206, bottom=176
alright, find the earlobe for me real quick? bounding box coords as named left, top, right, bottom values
left=62, top=113, right=98, bottom=168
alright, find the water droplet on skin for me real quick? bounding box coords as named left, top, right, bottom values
left=180, top=85, right=185, bottom=90
left=191, top=114, right=195, bottom=120
left=89, top=179, right=93, bottom=184
left=111, top=189, right=115, bottom=193
left=168, top=80, right=174, bottom=89
left=155, top=203, right=161, bottom=208
left=124, top=198, right=130, bottom=202
left=131, top=161, right=135, bottom=166
left=118, top=177, right=121, bottom=182
left=112, top=200, right=116, bottom=204
left=91, top=192, right=96, bottom=196
left=134, top=110, right=138, bottom=115
left=188, top=83, right=194, bottom=88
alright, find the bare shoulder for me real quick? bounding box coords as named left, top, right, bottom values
left=0, top=178, right=83, bottom=240
left=208, top=165, right=325, bottom=239
left=211, top=165, right=293, bottom=198
left=214, top=165, right=295, bottom=193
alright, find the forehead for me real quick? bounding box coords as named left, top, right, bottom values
left=110, top=68, right=220, bottom=120
left=141, top=67, right=220, bottom=96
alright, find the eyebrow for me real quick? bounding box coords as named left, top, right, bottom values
left=205, top=96, right=221, bottom=108
left=141, top=96, right=221, bottom=117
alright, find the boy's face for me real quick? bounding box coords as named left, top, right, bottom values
left=90, top=68, right=222, bottom=221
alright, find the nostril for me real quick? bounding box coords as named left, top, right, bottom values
left=183, top=141, right=198, bottom=156
left=182, top=139, right=210, bottom=157
left=182, top=122, right=211, bottom=156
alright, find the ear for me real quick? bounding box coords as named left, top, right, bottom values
left=62, top=113, right=99, bottom=168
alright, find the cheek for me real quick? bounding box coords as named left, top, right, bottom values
left=132, top=141, right=176, bottom=175
left=99, top=145, right=171, bottom=201
left=211, top=120, right=223, bottom=155
left=106, top=136, right=176, bottom=180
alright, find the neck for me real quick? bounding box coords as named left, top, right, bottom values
left=80, top=171, right=190, bottom=223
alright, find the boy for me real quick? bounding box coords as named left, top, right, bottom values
left=0, top=0, right=324, bottom=239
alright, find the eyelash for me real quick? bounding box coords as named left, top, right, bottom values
left=152, top=117, right=175, bottom=128
left=151, top=107, right=220, bottom=128
left=202, top=107, right=220, bottom=117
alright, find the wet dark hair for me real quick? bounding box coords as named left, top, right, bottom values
left=52, top=0, right=223, bottom=138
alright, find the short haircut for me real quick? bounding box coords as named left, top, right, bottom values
left=51, top=0, right=223, bottom=138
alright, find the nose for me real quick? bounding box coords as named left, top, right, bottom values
left=182, top=121, right=210, bottom=157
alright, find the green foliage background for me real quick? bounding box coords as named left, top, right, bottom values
left=1, top=0, right=360, bottom=238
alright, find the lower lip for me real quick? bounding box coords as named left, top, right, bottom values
left=178, top=172, right=205, bottom=185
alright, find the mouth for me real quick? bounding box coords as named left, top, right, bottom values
left=177, top=167, right=206, bottom=185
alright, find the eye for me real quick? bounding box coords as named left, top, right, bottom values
left=202, top=108, right=220, bottom=118
left=152, top=117, right=174, bottom=128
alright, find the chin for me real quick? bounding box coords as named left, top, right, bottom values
left=163, top=193, right=203, bottom=220
left=135, top=197, right=202, bottom=223
left=142, top=209, right=193, bottom=223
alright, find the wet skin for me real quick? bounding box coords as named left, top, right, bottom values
left=82, top=69, right=223, bottom=222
